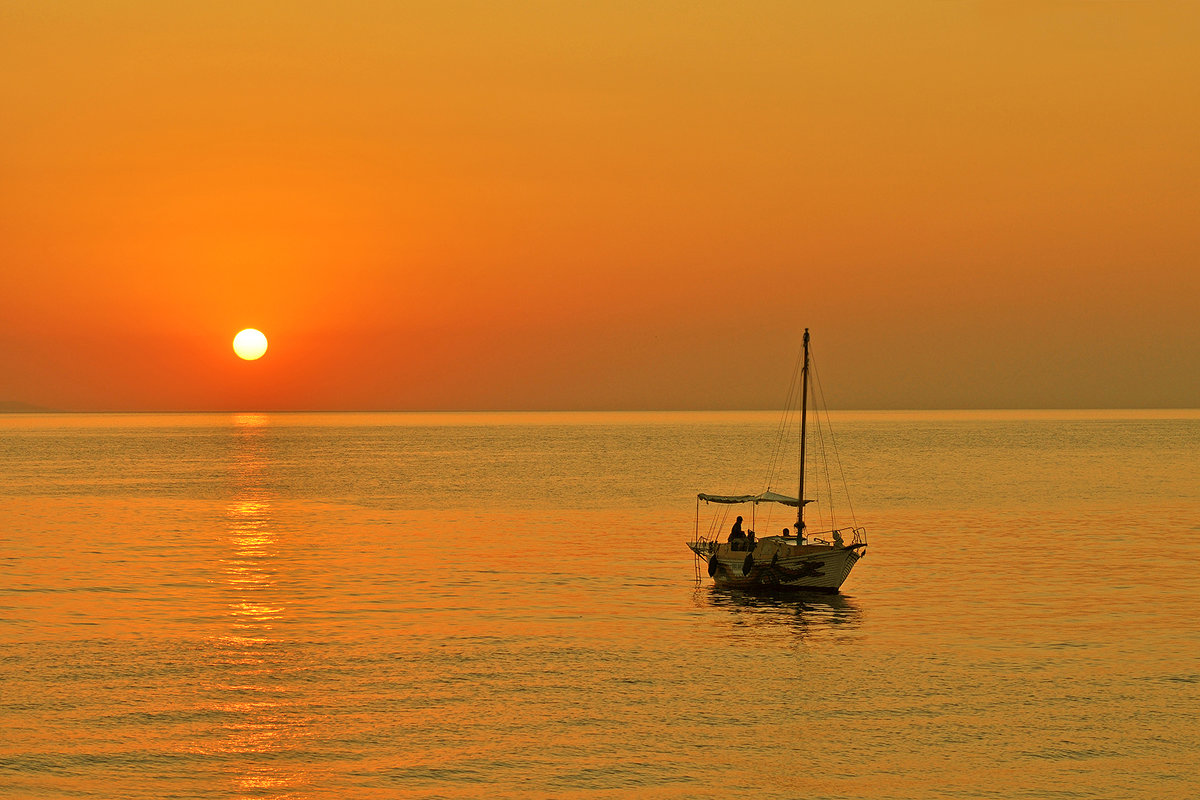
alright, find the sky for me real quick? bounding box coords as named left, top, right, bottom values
left=2, top=1, right=1197, bottom=411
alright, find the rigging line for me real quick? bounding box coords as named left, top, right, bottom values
left=713, top=503, right=736, bottom=543
left=763, top=342, right=805, bottom=495
left=811, top=349, right=837, bottom=532
left=822, top=410, right=837, bottom=531
left=810, top=351, right=837, bottom=531
left=811, top=347, right=859, bottom=528
left=795, top=340, right=825, bottom=531
left=815, top=420, right=834, bottom=532
left=774, top=343, right=804, bottom=492
left=709, top=503, right=729, bottom=542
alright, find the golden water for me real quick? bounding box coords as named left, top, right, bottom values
left=2, top=411, right=1197, bottom=798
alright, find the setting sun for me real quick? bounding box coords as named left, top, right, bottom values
left=232, top=329, right=268, bottom=361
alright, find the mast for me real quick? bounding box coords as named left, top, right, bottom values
left=798, top=328, right=809, bottom=534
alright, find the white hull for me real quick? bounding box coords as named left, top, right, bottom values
left=689, top=536, right=864, bottom=593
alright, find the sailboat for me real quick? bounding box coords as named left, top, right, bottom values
left=687, top=329, right=868, bottom=592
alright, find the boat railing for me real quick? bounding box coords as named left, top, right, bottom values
left=801, top=526, right=868, bottom=546
left=693, top=526, right=867, bottom=551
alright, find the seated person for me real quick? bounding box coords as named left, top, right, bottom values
left=728, top=516, right=747, bottom=550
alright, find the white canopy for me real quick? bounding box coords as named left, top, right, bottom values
left=697, top=491, right=812, bottom=507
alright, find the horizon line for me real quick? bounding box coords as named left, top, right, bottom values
left=3, top=406, right=1198, bottom=415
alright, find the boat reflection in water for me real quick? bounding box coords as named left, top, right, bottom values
left=205, top=414, right=314, bottom=797
left=696, top=586, right=864, bottom=640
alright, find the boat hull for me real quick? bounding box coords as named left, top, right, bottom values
left=689, top=538, right=864, bottom=593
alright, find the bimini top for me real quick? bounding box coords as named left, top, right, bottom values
left=697, top=491, right=813, bottom=507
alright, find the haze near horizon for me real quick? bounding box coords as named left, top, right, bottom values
left=2, top=2, right=1197, bottom=411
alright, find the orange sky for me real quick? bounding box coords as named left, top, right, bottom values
left=2, top=2, right=1197, bottom=411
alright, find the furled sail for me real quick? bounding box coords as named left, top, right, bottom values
left=697, top=491, right=813, bottom=507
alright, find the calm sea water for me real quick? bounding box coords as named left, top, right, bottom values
left=1, top=410, right=1198, bottom=799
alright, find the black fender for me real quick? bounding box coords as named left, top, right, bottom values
left=742, top=553, right=755, bottom=576
left=707, top=554, right=719, bottom=577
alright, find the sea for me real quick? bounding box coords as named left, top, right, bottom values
left=1, top=410, right=1197, bottom=799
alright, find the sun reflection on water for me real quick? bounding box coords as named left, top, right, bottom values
left=203, top=414, right=313, bottom=797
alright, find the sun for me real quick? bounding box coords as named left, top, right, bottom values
left=232, top=328, right=268, bottom=361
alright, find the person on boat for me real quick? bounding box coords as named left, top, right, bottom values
left=782, top=528, right=790, bottom=537
left=728, top=516, right=747, bottom=549
left=728, top=516, right=744, bottom=541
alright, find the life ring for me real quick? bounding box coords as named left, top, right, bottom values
left=742, top=553, right=755, bottom=576
left=707, top=554, right=719, bottom=577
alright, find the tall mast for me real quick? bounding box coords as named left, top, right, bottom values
left=798, top=328, right=810, bottom=534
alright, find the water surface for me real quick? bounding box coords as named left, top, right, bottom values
left=2, top=411, right=1197, bottom=798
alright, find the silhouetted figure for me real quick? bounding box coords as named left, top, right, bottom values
left=728, top=516, right=747, bottom=550
left=728, top=516, right=744, bottom=541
